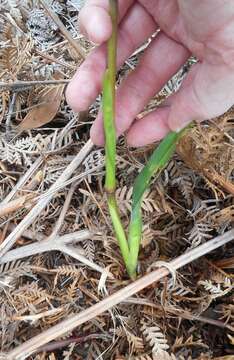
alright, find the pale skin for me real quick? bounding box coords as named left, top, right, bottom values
left=66, top=0, right=234, bottom=147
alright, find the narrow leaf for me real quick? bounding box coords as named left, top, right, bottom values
left=127, top=128, right=189, bottom=273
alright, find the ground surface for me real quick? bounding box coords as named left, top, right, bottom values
left=0, top=1, right=233, bottom=359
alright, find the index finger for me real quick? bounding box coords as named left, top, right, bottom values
left=79, top=0, right=135, bottom=43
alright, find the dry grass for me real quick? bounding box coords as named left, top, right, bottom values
left=0, top=1, right=233, bottom=359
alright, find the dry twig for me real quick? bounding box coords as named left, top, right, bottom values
left=0, top=80, right=70, bottom=91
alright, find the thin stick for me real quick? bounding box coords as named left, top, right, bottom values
left=0, top=225, right=106, bottom=270
left=40, top=0, right=86, bottom=59
left=35, top=49, right=76, bottom=70
left=0, top=80, right=70, bottom=91
left=5, top=93, right=16, bottom=137
left=36, top=334, right=110, bottom=354
left=50, top=184, right=76, bottom=237
left=0, top=140, right=93, bottom=258
left=0, top=231, right=90, bottom=264
left=6, top=229, right=234, bottom=360
left=0, top=234, right=105, bottom=274
left=124, top=298, right=234, bottom=331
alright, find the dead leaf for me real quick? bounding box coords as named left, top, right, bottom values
left=18, top=84, right=64, bottom=131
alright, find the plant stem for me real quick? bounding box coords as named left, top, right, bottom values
left=107, top=195, right=130, bottom=268
left=103, top=1, right=130, bottom=270
left=104, top=0, right=118, bottom=192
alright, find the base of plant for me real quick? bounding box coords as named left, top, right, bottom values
left=103, top=0, right=192, bottom=279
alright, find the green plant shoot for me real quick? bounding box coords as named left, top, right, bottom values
left=103, top=0, right=130, bottom=271
left=103, top=0, right=190, bottom=278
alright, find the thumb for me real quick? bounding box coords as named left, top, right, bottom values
left=79, top=0, right=134, bottom=44
left=167, top=62, right=234, bottom=131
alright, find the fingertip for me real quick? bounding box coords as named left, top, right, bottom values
left=90, top=116, right=105, bottom=146
left=66, top=78, right=90, bottom=112
left=127, top=109, right=170, bottom=147
left=79, top=6, right=112, bottom=44
left=167, top=116, right=190, bottom=133
left=66, top=62, right=102, bottom=112
left=167, top=100, right=196, bottom=132
left=65, top=84, right=80, bottom=112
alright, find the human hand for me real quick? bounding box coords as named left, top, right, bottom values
left=66, top=0, right=234, bottom=147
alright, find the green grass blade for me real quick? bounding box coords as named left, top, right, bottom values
left=127, top=128, right=189, bottom=277
left=132, top=131, right=180, bottom=208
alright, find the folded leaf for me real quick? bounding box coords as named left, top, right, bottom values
left=18, top=84, right=64, bottom=131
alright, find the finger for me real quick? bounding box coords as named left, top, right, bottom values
left=127, top=60, right=234, bottom=146
left=167, top=61, right=234, bottom=131
left=127, top=107, right=171, bottom=146
left=66, top=2, right=156, bottom=111
left=79, top=0, right=135, bottom=44
left=91, top=33, right=190, bottom=145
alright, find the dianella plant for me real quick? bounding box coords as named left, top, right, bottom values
left=103, top=0, right=189, bottom=279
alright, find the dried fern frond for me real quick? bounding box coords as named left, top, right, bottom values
left=3, top=0, right=23, bottom=25
left=178, top=115, right=234, bottom=196
left=0, top=3, right=233, bottom=357
left=127, top=331, right=144, bottom=353
left=172, top=334, right=209, bottom=352
left=141, top=225, right=157, bottom=249
left=68, top=0, right=86, bottom=11
left=116, top=186, right=161, bottom=216
left=51, top=264, right=82, bottom=278
left=152, top=351, right=177, bottom=360
left=0, top=35, right=34, bottom=80
left=83, top=239, right=95, bottom=261
left=12, top=281, right=53, bottom=306
left=161, top=225, right=186, bottom=257
left=129, top=355, right=153, bottom=360
left=211, top=205, right=234, bottom=228
left=62, top=342, right=76, bottom=360
left=26, top=9, right=60, bottom=48
left=199, top=278, right=233, bottom=299
left=167, top=160, right=194, bottom=206
left=83, top=149, right=104, bottom=182
left=170, top=280, right=194, bottom=299
left=0, top=260, right=32, bottom=291
left=0, top=129, right=75, bottom=167
left=141, top=324, right=169, bottom=354
left=187, top=222, right=212, bottom=248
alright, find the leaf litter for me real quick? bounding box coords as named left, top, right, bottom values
left=0, top=1, right=233, bottom=359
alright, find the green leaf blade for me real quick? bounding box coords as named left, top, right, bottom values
left=127, top=128, right=189, bottom=277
